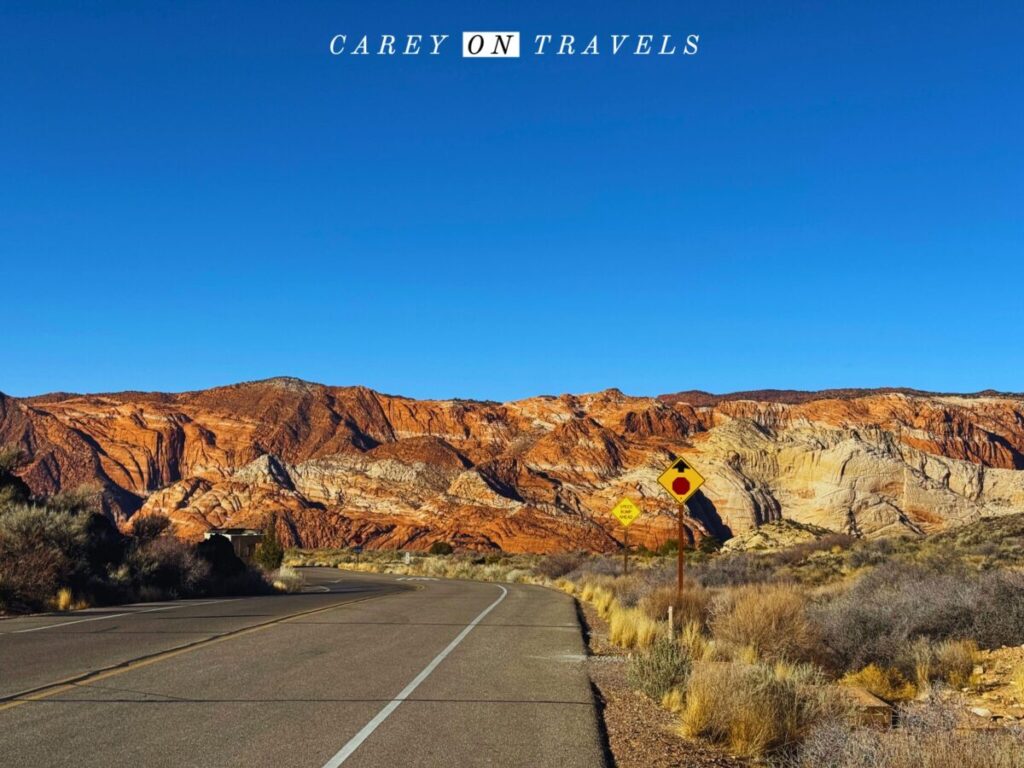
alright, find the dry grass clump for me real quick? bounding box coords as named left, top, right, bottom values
left=639, top=583, right=712, bottom=630
left=271, top=566, right=304, bottom=593
left=680, top=660, right=835, bottom=757
left=841, top=664, right=917, bottom=702
left=608, top=603, right=662, bottom=649
left=927, top=638, right=977, bottom=690
left=678, top=620, right=714, bottom=661
left=661, top=687, right=685, bottom=713
left=54, top=587, right=73, bottom=611
left=710, top=583, right=819, bottom=663
left=580, top=582, right=616, bottom=617
left=1011, top=665, right=1024, bottom=703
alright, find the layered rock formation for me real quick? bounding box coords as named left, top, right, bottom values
left=1, top=379, right=1022, bottom=552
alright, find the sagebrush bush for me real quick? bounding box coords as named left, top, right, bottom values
left=812, top=562, right=1024, bottom=673
left=628, top=636, right=690, bottom=700
left=711, top=583, right=820, bottom=663
left=693, top=551, right=777, bottom=587
left=535, top=552, right=583, bottom=580
left=790, top=699, right=1024, bottom=768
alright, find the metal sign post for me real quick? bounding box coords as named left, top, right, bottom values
left=611, top=498, right=642, bottom=577
left=656, top=457, right=706, bottom=603
left=623, top=524, right=629, bottom=576
left=677, top=504, right=686, bottom=602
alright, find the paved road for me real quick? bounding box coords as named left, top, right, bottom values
left=0, top=568, right=606, bottom=768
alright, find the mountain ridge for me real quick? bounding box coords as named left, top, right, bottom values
left=2, top=381, right=1022, bottom=553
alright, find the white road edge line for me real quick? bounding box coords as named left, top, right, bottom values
left=320, top=584, right=509, bottom=768
left=9, top=599, right=229, bottom=634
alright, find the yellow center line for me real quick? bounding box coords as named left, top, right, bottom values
left=0, top=586, right=414, bottom=714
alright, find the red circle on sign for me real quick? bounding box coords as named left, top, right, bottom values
left=672, top=477, right=691, bottom=496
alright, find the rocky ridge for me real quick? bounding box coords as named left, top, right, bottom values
left=1, top=379, right=1022, bottom=552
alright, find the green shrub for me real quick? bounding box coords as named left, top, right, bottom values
left=254, top=520, right=285, bottom=570
left=628, top=636, right=690, bottom=700
left=428, top=541, right=454, bottom=556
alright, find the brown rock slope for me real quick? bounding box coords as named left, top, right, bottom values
left=2, top=379, right=1023, bottom=552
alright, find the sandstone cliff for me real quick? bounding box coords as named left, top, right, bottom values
left=2, top=379, right=1022, bottom=552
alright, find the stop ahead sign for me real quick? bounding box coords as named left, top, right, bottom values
left=657, top=457, right=706, bottom=504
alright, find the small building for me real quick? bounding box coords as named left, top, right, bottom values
left=204, top=528, right=263, bottom=562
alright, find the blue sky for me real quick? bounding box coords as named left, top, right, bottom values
left=2, top=1, right=1021, bottom=399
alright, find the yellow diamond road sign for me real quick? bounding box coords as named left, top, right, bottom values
left=611, top=498, right=642, bottom=527
left=658, top=457, right=706, bottom=504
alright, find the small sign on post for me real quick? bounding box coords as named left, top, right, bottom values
left=656, top=457, right=706, bottom=602
left=611, top=497, right=642, bottom=575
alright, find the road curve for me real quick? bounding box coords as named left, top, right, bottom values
left=0, top=568, right=607, bottom=767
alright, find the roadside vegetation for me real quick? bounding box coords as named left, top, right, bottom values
left=0, top=446, right=276, bottom=614
left=289, top=514, right=1024, bottom=764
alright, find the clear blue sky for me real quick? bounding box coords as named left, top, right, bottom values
left=2, top=1, right=1021, bottom=400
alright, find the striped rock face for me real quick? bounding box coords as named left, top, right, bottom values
left=2, top=380, right=1023, bottom=552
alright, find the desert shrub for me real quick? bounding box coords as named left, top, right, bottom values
left=535, top=552, right=583, bottom=580
left=0, top=445, right=30, bottom=507
left=0, top=503, right=85, bottom=611
left=628, top=636, right=691, bottom=700
left=772, top=534, right=855, bottom=567
left=131, top=514, right=172, bottom=542
left=681, top=660, right=835, bottom=757
left=254, top=520, right=285, bottom=570
left=428, top=541, right=454, bottom=556
left=126, top=536, right=211, bottom=599
left=812, top=562, right=1024, bottom=673
left=711, top=583, right=820, bottom=663
left=969, top=570, right=1024, bottom=647
left=789, top=698, right=1024, bottom=768
left=698, top=535, right=723, bottom=554
left=693, top=551, right=777, bottom=588
left=639, top=583, right=712, bottom=630
left=608, top=573, right=663, bottom=607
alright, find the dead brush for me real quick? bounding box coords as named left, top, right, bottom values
left=710, top=582, right=820, bottom=663
left=639, top=583, right=712, bottom=630
left=680, top=659, right=828, bottom=758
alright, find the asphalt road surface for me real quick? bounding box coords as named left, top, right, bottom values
left=0, top=568, right=607, bottom=767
